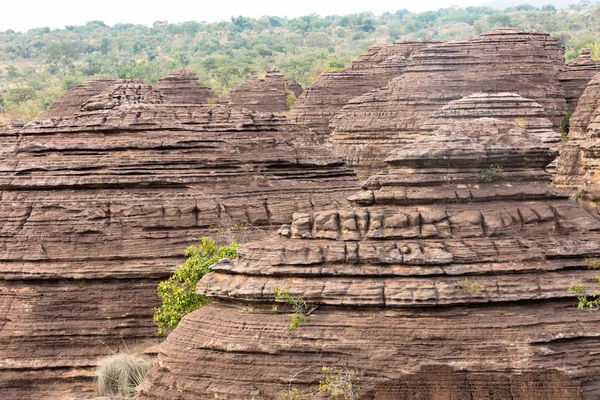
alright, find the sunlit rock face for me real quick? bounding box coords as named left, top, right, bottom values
left=288, top=39, right=440, bottom=140
left=139, top=114, right=600, bottom=400
left=555, top=72, right=600, bottom=220
left=219, top=69, right=303, bottom=114
left=330, top=29, right=567, bottom=177
left=559, top=49, right=600, bottom=111
left=0, top=80, right=359, bottom=398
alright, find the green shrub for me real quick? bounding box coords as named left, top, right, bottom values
left=273, top=287, right=316, bottom=331
left=153, top=237, right=240, bottom=335
left=481, top=165, right=502, bottom=183
left=285, top=90, right=297, bottom=110
left=96, top=353, right=156, bottom=397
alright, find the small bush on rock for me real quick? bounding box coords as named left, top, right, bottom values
left=96, top=353, right=156, bottom=397
left=153, top=237, right=240, bottom=335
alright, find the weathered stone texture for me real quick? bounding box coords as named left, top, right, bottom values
left=155, top=69, right=217, bottom=104
left=559, top=49, right=600, bottom=111
left=219, top=69, right=303, bottom=113
left=0, top=80, right=359, bottom=398
left=330, top=29, right=567, bottom=176
left=555, top=72, right=600, bottom=219
left=139, top=115, right=600, bottom=399
left=288, top=39, right=440, bottom=139
left=42, top=78, right=118, bottom=118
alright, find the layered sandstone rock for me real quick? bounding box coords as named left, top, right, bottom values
left=0, top=80, right=359, bottom=398
left=42, top=78, right=118, bottom=118
left=559, top=49, right=600, bottom=111
left=219, top=69, right=303, bottom=113
left=139, top=116, right=600, bottom=399
left=288, top=39, right=440, bottom=139
left=331, top=29, right=567, bottom=176
left=555, top=73, right=600, bottom=219
left=155, top=69, right=217, bottom=104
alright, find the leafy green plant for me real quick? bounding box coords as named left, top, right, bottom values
left=569, top=284, right=600, bottom=309
left=561, top=111, right=573, bottom=136
left=285, top=89, right=297, bottom=110
left=96, top=353, right=156, bottom=397
left=456, top=278, right=484, bottom=295
left=319, top=365, right=359, bottom=400
left=481, top=165, right=502, bottom=183
left=273, top=287, right=317, bottom=331
left=153, top=237, right=240, bottom=335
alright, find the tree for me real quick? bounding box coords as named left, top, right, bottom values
left=46, top=42, right=78, bottom=74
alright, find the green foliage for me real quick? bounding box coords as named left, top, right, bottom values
left=285, top=89, right=297, bottom=110
left=561, top=110, right=573, bottom=136
left=319, top=365, right=359, bottom=400
left=273, top=287, right=316, bottom=331
left=569, top=284, right=600, bottom=309
left=456, top=278, right=484, bottom=295
left=96, top=353, right=156, bottom=397
left=481, top=165, right=503, bottom=183
left=153, top=237, right=240, bottom=335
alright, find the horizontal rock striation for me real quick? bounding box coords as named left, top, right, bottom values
left=288, top=39, right=440, bottom=139
left=139, top=116, right=600, bottom=399
left=42, top=78, right=118, bottom=118
left=559, top=49, right=600, bottom=111
left=219, top=69, right=303, bottom=113
left=330, top=29, right=567, bottom=176
left=154, top=69, right=217, bottom=104
left=0, top=80, right=359, bottom=398
left=555, top=72, right=600, bottom=219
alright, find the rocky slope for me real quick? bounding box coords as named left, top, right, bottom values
left=555, top=72, right=600, bottom=219
left=559, top=49, right=600, bottom=111
left=139, top=111, right=600, bottom=399
left=154, top=69, right=217, bottom=104
left=330, top=29, right=567, bottom=176
left=42, top=78, right=118, bottom=118
left=0, top=80, right=359, bottom=398
left=219, top=69, right=303, bottom=113
left=288, top=39, right=440, bottom=139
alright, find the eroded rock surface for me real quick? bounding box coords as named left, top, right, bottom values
left=0, top=80, right=359, bottom=398
left=331, top=29, right=567, bottom=176
left=219, top=69, right=303, bottom=113
left=555, top=72, right=600, bottom=219
left=559, top=49, right=600, bottom=111
left=42, top=78, right=118, bottom=118
left=155, top=69, right=217, bottom=104
left=139, top=116, right=600, bottom=399
left=288, top=39, right=440, bottom=139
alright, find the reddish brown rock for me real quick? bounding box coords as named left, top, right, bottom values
left=0, top=80, right=359, bottom=398
left=288, top=39, right=440, bottom=139
left=219, top=69, right=303, bottom=113
left=139, top=115, right=600, bottom=399
left=555, top=72, right=600, bottom=219
left=42, top=78, right=118, bottom=118
left=155, top=69, right=217, bottom=104
left=559, top=49, right=600, bottom=111
left=330, top=29, right=567, bottom=176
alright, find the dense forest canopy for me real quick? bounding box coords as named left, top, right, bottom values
left=0, top=2, right=599, bottom=121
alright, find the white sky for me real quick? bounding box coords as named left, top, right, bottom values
left=1, top=0, right=489, bottom=32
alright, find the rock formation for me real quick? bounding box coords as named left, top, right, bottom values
left=559, top=49, right=600, bottom=111
left=42, top=78, right=118, bottom=118
left=139, top=114, right=600, bottom=399
left=219, top=69, right=303, bottom=113
left=330, top=29, right=567, bottom=176
left=555, top=72, right=600, bottom=219
left=0, top=80, right=359, bottom=398
left=155, top=69, right=217, bottom=104
left=288, top=39, right=440, bottom=139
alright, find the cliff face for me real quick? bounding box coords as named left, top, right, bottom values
left=288, top=39, right=439, bottom=139
left=330, top=29, right=567, bottom=177
left=559, top=49, right=600, bottom=111
left=139, top=111, right=600, bottom=399
left=0, top=80, right=359, bottom=398
left=154, top=69, right=217, bottom=104
left=555, top=72, right=600, bottom=219
left=219, top=70, right=303, bottom=113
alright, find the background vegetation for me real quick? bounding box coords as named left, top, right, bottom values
left=1, top=1, right=600, bottom=121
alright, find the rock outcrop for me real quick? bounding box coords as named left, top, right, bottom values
left=42, top=78, right=118, bottom=118
left=0, top=80, right=359, bottom=398
left=155, top=69, right=217, bottom=104
left=555, top=72, right=600, bottom=219
left=139, top=115, right=600, bottom=399
left=288, top=39, right=440, bottom=139
left=219, top=69, right=303, bottom=113
left=330, top=29, right=567, bottom=176
left=559, top=49, right=600, bottom=111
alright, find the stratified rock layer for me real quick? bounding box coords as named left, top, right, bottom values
left=0, top=80, right=359, bottom=398
left=139, top=115, right=600, bottom=400
left=331, top=29, right=567, bottom=176
left=288, top=39, right=440, bottom=139
left=559, top=49, right=600, bottom=111
left=42, top=78, right=118, bottom=118
left=555, top=72, right=600, bottom=219
left=219, top=70, right=303, bottom=113
left=155, top=69, right=217, bottom=104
